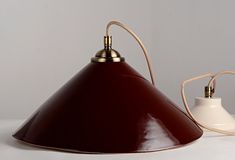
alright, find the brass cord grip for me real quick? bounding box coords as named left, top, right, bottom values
left=104, top=36, right=112, bottom=50
left=204, top=86, right=215, bottom=98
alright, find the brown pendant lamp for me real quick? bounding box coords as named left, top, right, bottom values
left=13, top=21, right=202, bottom=153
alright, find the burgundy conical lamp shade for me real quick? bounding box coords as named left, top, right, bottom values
left=13, top=37, right=202, bottom=153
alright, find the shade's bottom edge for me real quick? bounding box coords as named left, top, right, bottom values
left=12, top=134, right=202, bottom=154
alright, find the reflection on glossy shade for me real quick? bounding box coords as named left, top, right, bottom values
left=13, top=62, right=202, bottom=153
left=139, top=115, right=179, bottom=150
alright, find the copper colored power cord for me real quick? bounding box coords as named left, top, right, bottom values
left=106, top=20, right=156, bottom=86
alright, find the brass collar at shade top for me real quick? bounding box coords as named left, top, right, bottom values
left=204, top=86, right=214, bottom=98
left=91, top=36, right=125, bottom=62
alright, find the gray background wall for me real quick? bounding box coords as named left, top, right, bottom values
left=0, top=0, right=235, bottom=119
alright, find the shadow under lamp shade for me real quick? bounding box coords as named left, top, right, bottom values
left=13, top=21, right=202, bottom=153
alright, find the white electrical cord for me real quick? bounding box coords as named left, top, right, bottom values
left=181, top=71, right=235, bottom=135
left=106, top=20, right=156, bottom=86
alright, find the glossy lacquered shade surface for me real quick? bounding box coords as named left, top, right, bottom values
left=13, top=61, right=202, bottom=153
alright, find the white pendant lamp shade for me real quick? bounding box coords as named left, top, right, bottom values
left=181, top=71, right=235, bottom=135
left=191, top=97, right=235, bottom=131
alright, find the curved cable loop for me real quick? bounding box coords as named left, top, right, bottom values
left=106, top=20, right=156, bottom=86
left=181, top=72, right=235, bottom=135
left=208, top=70, right=235, bottom=89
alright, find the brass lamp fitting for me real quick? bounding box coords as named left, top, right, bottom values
left=91, top=36, right=125, bottom=62
left=204, top=86, right=215, bottom=98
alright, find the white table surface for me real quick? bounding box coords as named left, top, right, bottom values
left=1, top=119, right=235, bottom=160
